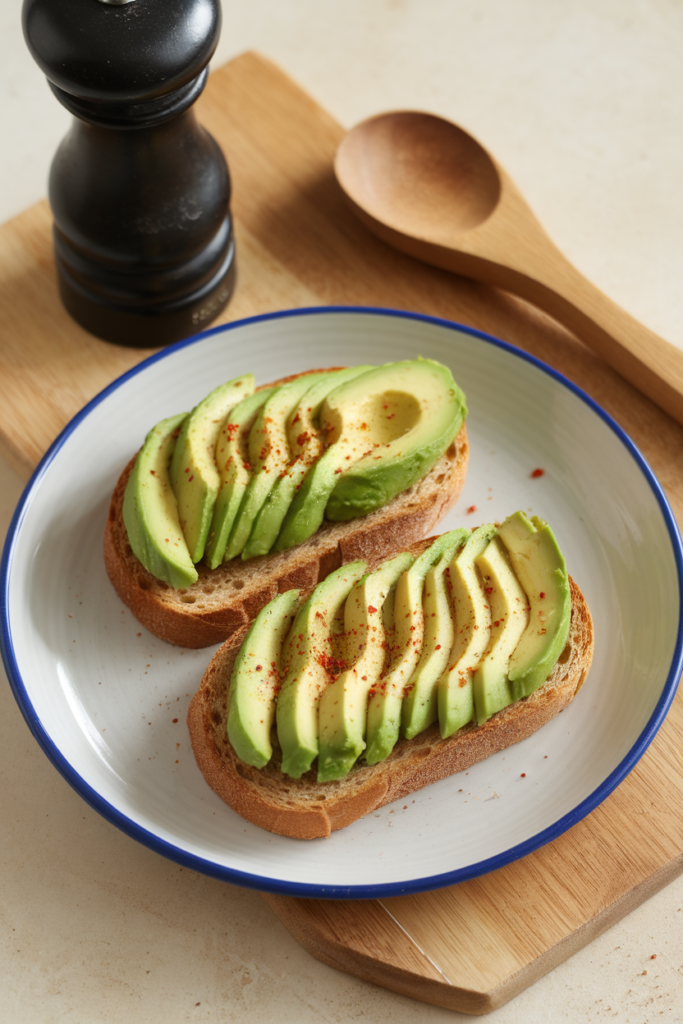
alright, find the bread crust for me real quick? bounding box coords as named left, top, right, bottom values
left=103, top=368, right=469, bottom=648
left=187, top=570, right=594, bottom=840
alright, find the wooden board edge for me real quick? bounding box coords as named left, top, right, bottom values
left=485, top=851, right=683, bottom=1011
left=263, top=893, right=491, bottom=1015
left=263, top=851, right=683, bottom=1015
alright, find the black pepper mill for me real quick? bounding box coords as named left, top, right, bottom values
left=22, top=0, right=235, bottom=347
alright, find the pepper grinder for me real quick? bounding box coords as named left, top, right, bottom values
left=22, top=0, right=235, bottom=347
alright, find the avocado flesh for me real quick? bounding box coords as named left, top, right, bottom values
left=274, top=359, right=467, bottom=549
left=497, top=511, right=572, bottom=701
left=226, top=371, right=333, bottom=561
left=326, top=359, right=467, bottom=521
left=227, top=589, right=300, bottom=768
left=437, top=524, right=496, bottom=739
left=204, top=388, right=276, bottom=569
left=472, top=537, right=530, bottom=724
left=245, top=367, right=373, bottom=557
left=276, top=561, right=367, bottom=779
left=169, top=374, right=255, bottom=564
left=401, top=530, right=469, bottom=740
left=122, top=412, right=198, bottom=590
left=317, top=552, right=414, bottom=782
left=364, top=529, right=467, bottom=765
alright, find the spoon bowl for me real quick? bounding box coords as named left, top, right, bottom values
left=335, top=111, right=683, bottom=428
left=336, top=112, right=501, bottom=239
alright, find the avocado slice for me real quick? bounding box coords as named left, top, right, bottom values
left=472, top=536, right=530, bottom=724
left=225, top=371, right=333, bottom=561
left=317, top=551, right=414, bottom=781
left=276, top=561, right=367, bottom=778
left=274, top=358, right=466, bottom=550
left=122, top=413, right=198, bottom=590
left=244, top=366, right=373, bottom=557
left=326, top=358, right=466, bottom=520
left=437, top=524, right=496, bottom=739
left=497, top=511, right=572, bottom=700
left=169, top=374, right=255, bottom=563
left=204, top=387, right=276, bottom=569
left=227, top=589, right=300, bottom=768
left=400, top=529, right=469, bottom=739
left=364, top=529, right=467, bottom=764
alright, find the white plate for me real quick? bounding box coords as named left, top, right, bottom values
left=2, top=308, right=682, bottom=898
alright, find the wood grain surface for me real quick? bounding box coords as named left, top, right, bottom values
left=1, top=51, right=682, bottom=1015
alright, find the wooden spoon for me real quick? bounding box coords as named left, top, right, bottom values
left=335, top=111, right=683, bottom=427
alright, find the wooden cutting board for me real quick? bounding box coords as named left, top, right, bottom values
left=1, top=51, right=682, bottom=1016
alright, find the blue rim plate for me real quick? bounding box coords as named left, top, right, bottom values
left=2, top=306, right=682, bottom=899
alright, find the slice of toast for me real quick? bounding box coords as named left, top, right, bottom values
left=104, top=423, right=469, bottom=648
left=187, top=550, right=594, bottom=840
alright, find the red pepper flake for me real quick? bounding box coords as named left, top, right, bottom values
left=531, top=468, right=545, bottom=478
left=172, top=718, right=178, bottom=723
left=539, top=591, right=546, bottom=599
left=466, top=505, right=477, bottom=514
left=188, top=475, right=194, bottom=482
left=149, top=469, right=156, bottom=476
left=368, top=605, right=378, bottom=614
left=255, top=665, right=263, bottom=671
left=520, top=772, right=526, bottom=777
left=484, top=587, right=493, bottom=595
left=435, top=644, right=441, bottom=650
left=650, top=954, right=657, bottom=959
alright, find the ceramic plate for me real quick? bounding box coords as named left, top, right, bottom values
left=2, top=308, right=682, bottom=898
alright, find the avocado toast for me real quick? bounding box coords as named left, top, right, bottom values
left=187, top=517, right=594, bottom=839
left=104, top=361, right=469, bottom=647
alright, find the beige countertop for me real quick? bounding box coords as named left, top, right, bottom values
left=1, top=1, right=682, bottom=1020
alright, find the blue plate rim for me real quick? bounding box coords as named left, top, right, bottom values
left=2, top=304, right=682, bottom=899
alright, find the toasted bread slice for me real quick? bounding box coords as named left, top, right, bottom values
left=103, top=419, right=469, bottom=648
left=187, top=549, right=593, bottom=840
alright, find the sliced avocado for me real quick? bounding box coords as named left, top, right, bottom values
left=227, top=589, right=300, bottom=768
left=326, top=358, right=466, bottom=520
left=276, top=561, right=367, bottom=778
left=122, top=413, right=198, bottom=590
left=226, top=371, right=333, bottom=561
left=437, top=524, right=496, bottom=739
left=401, top=529, right=469, bottom=739
left=271, top=433, right=357, bottom=553
left=204, top=387, right=276, bottom=569
left=245, top=367, right=373, bottom=557
left=169, top=374, right=255, bottom=563
left=472, top=537, right=530, bottom=724
left=364, top=529, right=467, bottom=764
left=497, top=511, right=572, bottom=701
left=317, top=551, right=414, bottom=781
left=274, top=358, right=466, bottom=550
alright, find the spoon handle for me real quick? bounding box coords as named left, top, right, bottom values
left=472, top=239, right=683, bottom=427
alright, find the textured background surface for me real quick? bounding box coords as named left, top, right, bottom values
left=1, top=1, right=682, bottom=1020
